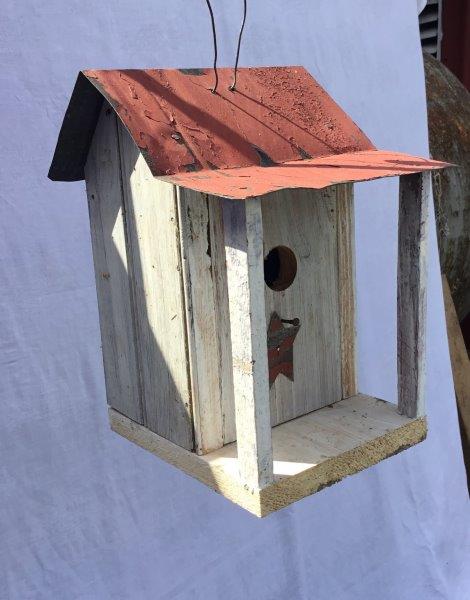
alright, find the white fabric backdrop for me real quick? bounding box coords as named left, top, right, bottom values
left=1, top=1, right=468, bottom=598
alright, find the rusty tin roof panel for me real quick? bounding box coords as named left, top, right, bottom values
left=48, top=66, right=448, bottom=197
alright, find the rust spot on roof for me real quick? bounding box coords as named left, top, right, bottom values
left=48, top=66, right=450, bottom=197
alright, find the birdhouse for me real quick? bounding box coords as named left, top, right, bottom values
left=49, top=66, right=448, bottom=516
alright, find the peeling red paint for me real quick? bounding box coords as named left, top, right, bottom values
left=49, top=66, right=450, bottom=195
left=83, top=66, right=375, bottom=176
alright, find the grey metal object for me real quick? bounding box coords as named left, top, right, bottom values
left=420, top=0, right=443, bottom=59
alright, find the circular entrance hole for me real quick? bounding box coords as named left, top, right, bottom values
left=264, top=246, right=297, bottom=291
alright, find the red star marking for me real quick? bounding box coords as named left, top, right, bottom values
left=267, top=312, right=300, bottom=387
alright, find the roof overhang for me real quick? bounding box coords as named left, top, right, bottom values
left=162, top=150, right=446, bottom=198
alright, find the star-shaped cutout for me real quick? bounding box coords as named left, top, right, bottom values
left=267, top=312, right=300, bottom=387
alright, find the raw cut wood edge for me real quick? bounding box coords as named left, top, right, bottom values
left=109, top=408, right=263, bottom=517
left=108, top=408, right=426, bottom=518
left=259, top=416, right=427, bottom=516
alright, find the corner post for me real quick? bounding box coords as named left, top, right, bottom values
left=222, top=198, right=273, bottom=489
left=337, top=183, right=357, bottom=399
left=397, top=172, right=430, bottom=418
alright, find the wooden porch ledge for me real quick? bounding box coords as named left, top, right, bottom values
left=109, top=394, right=426, bottom=517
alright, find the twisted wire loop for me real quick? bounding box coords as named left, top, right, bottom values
left=229, top=0, right=247, bottom=91
left=204, top=0, right=219, bottom=93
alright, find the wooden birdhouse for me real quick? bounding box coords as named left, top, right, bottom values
left=49, top=66, right=448, bottom=516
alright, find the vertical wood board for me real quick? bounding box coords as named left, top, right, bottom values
left=397, top=172, right=430, bottom=418
left=261, top=187, right=342, bottom=425
left=223, top=198, right=273, bottom=489
left=84, top=107, right=142, bottom=423
left=208, top=196, right=237, bottom=444
left=177, top=189, right=235, bottom=453
left=117, top=121, right=193, bottom=449
left=336, top=183, right=358, bottom=399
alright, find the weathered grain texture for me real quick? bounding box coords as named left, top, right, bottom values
left=206, top=393, right=418, bottom=472
left=261, top=187, right=342, bottom=425
left=442, top=275, right=470, bottom=492
left=110, top=407, right=263, bottom=516
left=117, top=121, right=193, bottom=449
left=109, top=394, right=427, bottom=517
left=208, top=197, right=237, bottom=444
left=223, top=198, right=273, bottom=489
left=177, top=189, right=222, bottom=453
left=84, top=107, right=142, bottom=423
left=397, top=172, right=430, bottom=418
left=177, top=189, right=235, bottom=453
left=257, top=414, right=426, bottom=517
left=336, top=183, right=357, bottom=398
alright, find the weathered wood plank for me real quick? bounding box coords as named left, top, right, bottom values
left=117, top=121, right=193, bottom=449
left=261, top=187, right=342, bottom=424
left=177, top=189, right=222, bottom=453
left=177, top=189, right=235, bottom=453
left=223, top=198, right=273, bottom=489
left=336, top=183, right=357, bottom=398
left=208, top=197, right=237, bottom=444
left=84, top=106, right=142, bottom=423
left=397, top=172, right=430, bottom=418
left=206, top=394, right=424, bottom=474
left=110, top=394, right=426, bottom=517
left=109, top=407, right=263, bottom=516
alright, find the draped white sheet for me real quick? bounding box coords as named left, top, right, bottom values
left=0, top=1, right=468, bottom=598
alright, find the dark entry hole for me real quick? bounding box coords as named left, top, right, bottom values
left=264, top=246, right=297, bottom=291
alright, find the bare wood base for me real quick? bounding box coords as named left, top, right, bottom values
left=109, top=394, right=427, bottom=517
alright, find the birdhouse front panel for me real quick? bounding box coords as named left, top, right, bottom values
left=49, top=66, right=449, bottom=516
left=261, top=186, right=347, bottom=426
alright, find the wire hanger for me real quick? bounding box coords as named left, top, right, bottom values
left=230, top=0, right=247, bottom=91
left=204, top=0, right=248, bottom=94
left=204, top=0, right=219, bottom=93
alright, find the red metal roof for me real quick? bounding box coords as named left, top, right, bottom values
left=48, top=66, right=448, bottom=198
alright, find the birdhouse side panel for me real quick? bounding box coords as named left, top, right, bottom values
left=85, top=107, right=143, bottom=424
left=116, top=120, right=194, bottom=450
